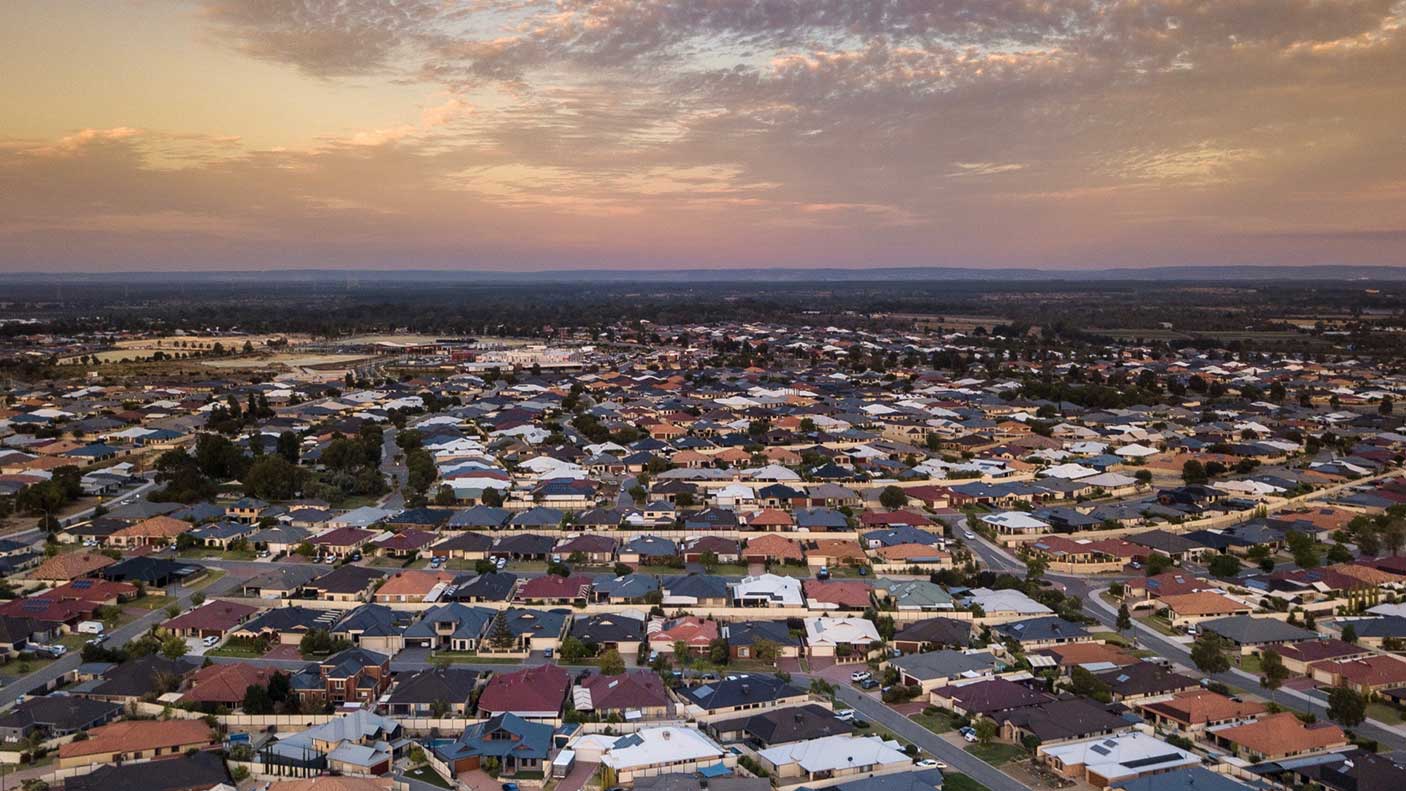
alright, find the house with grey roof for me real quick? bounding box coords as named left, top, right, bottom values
left=890, top=649, right=998, bottom=691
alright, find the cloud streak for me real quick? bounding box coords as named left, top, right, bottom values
left=2, top=0, right=1405, bottom=269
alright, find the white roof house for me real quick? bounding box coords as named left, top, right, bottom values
left=758, top=734, right=909, bottom=780
left=730, top=574, right=804, bottom=607
left=980, top=511, right=1051, bottom=535
left=804, top=617, right=881, bottom=648
left=1040, top=463, right=1099, bottom=480
left=1040, top=733, right=1198, bottom=786
left=592, top=726, right=728, bottom=781
left=1113, top=443, right=1159, bottom=458
left=965, top=588, right=1053, bottom=617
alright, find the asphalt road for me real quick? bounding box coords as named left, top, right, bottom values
left=380, top=426, right=408, bottom=509
left=829, top=683, right=1031, bottom=791
left=0, top=570, right=245, bottom=707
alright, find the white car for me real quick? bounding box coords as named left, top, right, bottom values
left=834, top=709, right=856, bottom=722
left=915, top=759, right=946, bottom=769
left=959, top=727, right=977, bottom=742
left=963, top=530, right=976, bottom=540
left=202, top=636, right=220, bottom=647
left=850, top=670, right=872, bottom=683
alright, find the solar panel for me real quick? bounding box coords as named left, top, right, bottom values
left=1089, top=745, right=1110, bottom=756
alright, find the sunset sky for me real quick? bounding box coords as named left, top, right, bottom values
left=3, top=0, right=1406, bottom=272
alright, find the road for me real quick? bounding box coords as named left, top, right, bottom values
left=830, top=683, right=1030, bottom=791
left=380, top=426, right=408, bottom=509
left=1083, top=587, right=1406, bottom=751
left=0, top=569, right=245, bottom=706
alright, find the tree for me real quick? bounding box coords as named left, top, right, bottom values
left=1145, top=553, right=1172, bottom=576
left=599, top=648, right=625, bottom=675
left=242, top=683, right=274, bottom=714
left=1260, top=649, right=1288, bottom=702
left=1117, top=602, right=1132, bottom=633
left=708, top=638, right=730, bottom=665
left=1025, top=555, right=1048, bottom=582
left=1181, top=460, right=1207, bottom=484
left=559, top=636, right=589, bottom=662
left=1381, top=395, right=1394, bottom=415
left=1327, top=543, right=1353, bottom=564
left=1342, top=623, right=1358, bottom=644
left=973, top=717, right=997, bottom=745
left=481, top=487, right=504, bottom=508
left=879, top=486, right=908, bottom=510
left=1208, top=554, right=1241, bottom=578
left=1190, top=633, right=1230, bottom=675
left=1286, top=531, right=1320, bottom=569
left=244, top=455, right=303, bottom=501
left=276, top=431, right=300, bottom=464
left=1327, top=685, right=1366, bottom=727
left=160, top=634, right=189, bottom=661
left=1383, top=521, right=1406, bottom=556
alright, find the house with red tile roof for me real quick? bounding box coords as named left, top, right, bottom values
left=161, top=600, right=259, bottom=638
left=29, top=551, right=115, bottom=582
left=802, top=580, right=873, bottom=611
left=1211, top=712, right=1347, bottom=761
left=370, top=529, right=437, bottom=559
left=477, top=663, right=570, bottom=720
left=57, top=718, right=213, bottom=768
left=577, top=670, right=670, bottom=718
left=373, top=570, right=457, bottom=603
left=648, top=616, right=719, bottom=654
left=743, top=509, right=795, bottom=531
left=180, top=661, right=280, bottom=707
left=108, top=515, right=193, bottom=548
left=1308, top=654, right=1406, bottom=695
left=743, top=534, right=802, bottom=563
left=516, top=574, right=592, bottom=604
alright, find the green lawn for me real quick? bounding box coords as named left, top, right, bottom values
left=1237, top=653, right=1263, bottom=674
left=189, top=569, right=227, bottom=590
left=404, top=766, right=452, bottom=789
left=1135, top=615, right=1179, bottom=636
left=1091, top=631, right=1132, bottom=647
left=180, top=547, right=255, bottom=561
left=430, top=651, right=524, bottom=664
left=206, top=640, right=269, bottom=658
left=964, top=743, right=1026, bottom=766
left=1367, top=701, right=1403, bottom=724
left=941, top=775, right=991, bottom=791
left=128, top=593, right=174, bottom=610
left=910, top=711, right=956, bottom=735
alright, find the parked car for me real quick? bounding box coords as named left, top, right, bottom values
left=543, top=648, right=554, bottom=659
left=203, top=636, right=220, bottom=647
left=915, top=759, right=946, bottom=769
left=816, top=566, right=830, bottom=580
left=963, top=530, right=976, bottom=540
left=850, top=670, right=872, bottom=682
left=834, top=709, right=856, bottom=722
left=959, top=727, right=977, bottom=742
left=861, top=679, right=880, bottom=690
left=502, top=783, right=520, bottom=791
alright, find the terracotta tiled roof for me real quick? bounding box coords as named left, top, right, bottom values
left=1142, top=690, right=1266, bottom=725
left=112, top=515, right=192, bottom=539
left=1214, top=712, right=1345, bottom=757
left=58, top=718, right=212, bottom=760
left=1158, top=591, right=1250, bottom=617
left=180, top=662, right=279, bottom=704
left=30, top=552, right=115, bottom=581
left=376, top=570, right=456, bottom=597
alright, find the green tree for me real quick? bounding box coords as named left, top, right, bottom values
left=1342, top=623, right=1358, bottom=644
left=1117, top=602, right=1132, bottom=633
left=244, top=455, right=303, bottom=501
left=1260, top=649, right=1288, bottom=703
left=1327, top=685, right=1366, bottom=727
left=599, top=648, right=625, bottom=675
left=160, top=634, right=189, bottom=660
left=276, top=431, right=301, bottom=464
left=242, top=683, right=274, bottom=714
left=1190, top=633, right=1230, bottom=675
left=879, top=486, right=908, bottom=510
left=973, top=717, right=997, bottom=745
left=559, top=636, right=589, bottom=662
left=1208, top=555, right=1241, bottom=578
left=1181, top=460, right=1207, bottom=484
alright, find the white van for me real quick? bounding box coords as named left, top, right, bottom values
left=77, top=620, right=105, bottom=635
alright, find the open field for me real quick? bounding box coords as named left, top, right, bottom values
left=202, top=352, right=377, bottom=369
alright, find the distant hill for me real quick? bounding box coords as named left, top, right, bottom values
left=8, top=264, right=1406, bottom=284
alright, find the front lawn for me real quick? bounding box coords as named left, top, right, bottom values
left=910, top=711, right=957, bottom=734
left=404, top=766, right=452, bottom=789
left=1090, top=631, right=1132, bottom=647
left=1367, top=701, right=1403, bottom=724
left=964, top=743, right=1026, bottom=766
left=941, top=775, right=991, bottom=791
left=431, top=652, right=524, bottom=664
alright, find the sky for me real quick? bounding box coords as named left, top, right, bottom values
left=2, top=0, right=1406, bottom=273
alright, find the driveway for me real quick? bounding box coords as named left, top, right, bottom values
left=554, top=760, right=598, bottom=791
